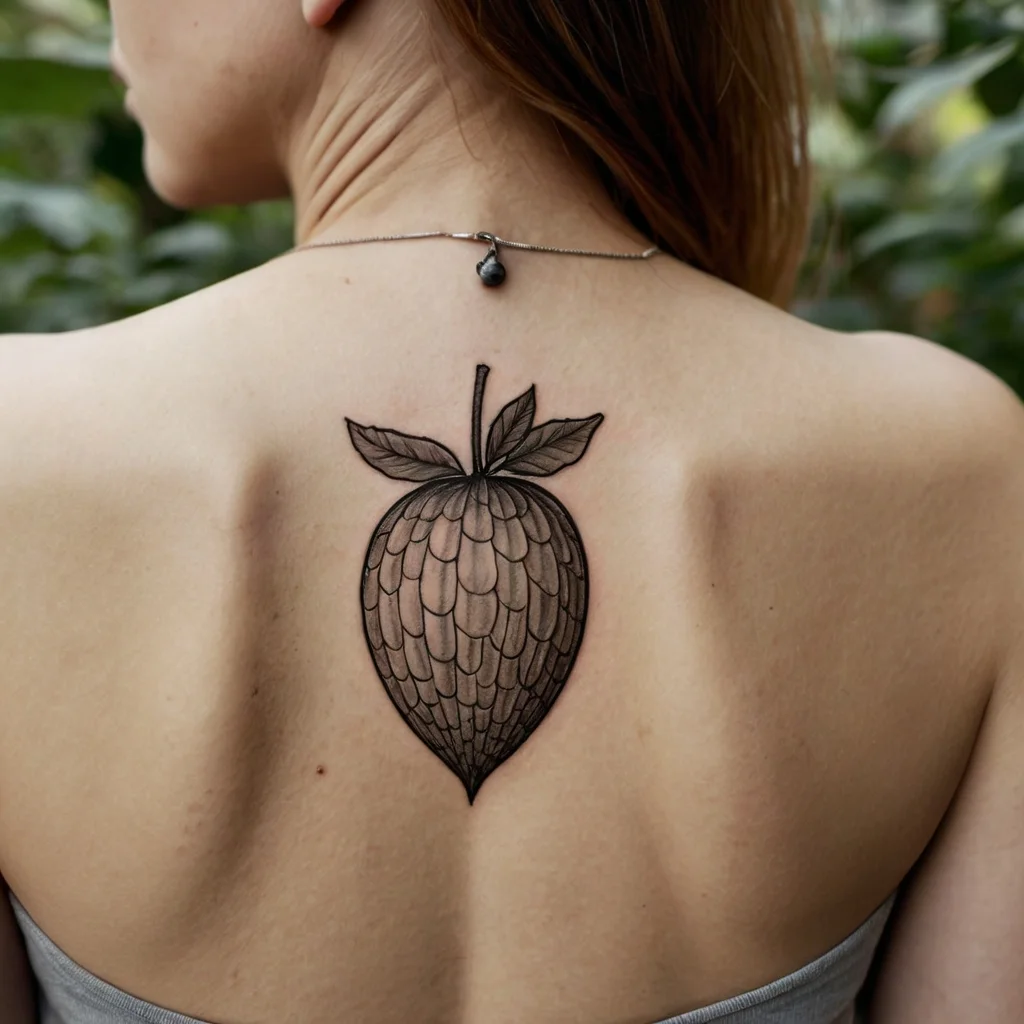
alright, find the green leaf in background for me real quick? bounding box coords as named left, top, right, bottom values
left=854, top=209, right=982, bottom=261
left=0, top=55, right=118, bottom=117
left=143, top=222, right=234, bottom=265
left=999, top=204, right=1024, bottom=243
left=876, top=39, right=1017, bottom=135
left=0, top=178, right=131, bottom=248
left=932, top=108, right=1024, bottom=188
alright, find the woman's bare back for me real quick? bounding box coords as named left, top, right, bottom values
left=0, top=247, right=1017, bottom=1023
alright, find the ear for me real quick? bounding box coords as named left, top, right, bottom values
left=302, top=0, right=346, bottom=28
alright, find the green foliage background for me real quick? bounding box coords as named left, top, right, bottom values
left=1, top=0, right=1022, bottom=392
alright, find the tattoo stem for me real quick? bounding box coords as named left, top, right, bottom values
left=471, top=364, right=489, bottom=475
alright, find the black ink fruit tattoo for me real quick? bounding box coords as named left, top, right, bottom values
left=346, top=365, right=602, bottom=803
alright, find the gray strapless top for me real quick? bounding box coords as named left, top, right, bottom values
left=9, top=889, right=896, bottom=1024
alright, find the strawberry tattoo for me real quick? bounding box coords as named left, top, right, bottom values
left=347, top=365, right=602, bottom=803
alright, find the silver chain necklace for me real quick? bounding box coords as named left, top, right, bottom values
left=288, top=230, right=662, bottom=287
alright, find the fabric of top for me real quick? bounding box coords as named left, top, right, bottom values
left=8, top=889, right=896, bottom=1024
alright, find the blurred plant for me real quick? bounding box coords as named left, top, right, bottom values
left=800, top=0, right=1024, bottom=392
left=1, top=0, right=1022, bottom=397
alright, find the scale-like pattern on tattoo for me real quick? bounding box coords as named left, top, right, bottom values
left=347, top=365, right=602, bottom=802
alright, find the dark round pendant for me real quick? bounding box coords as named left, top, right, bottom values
left=477, top=254, right=507, bottom=287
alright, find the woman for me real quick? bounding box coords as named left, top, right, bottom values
left=0, top=1, right=1021, bottom=1021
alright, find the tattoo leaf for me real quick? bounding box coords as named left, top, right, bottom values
left=346, top=419, right=465, bottom=482
left=484, top=386, right=535, bottom=469
left=499, top=414, right=605, bottom=477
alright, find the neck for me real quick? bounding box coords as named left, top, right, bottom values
left=284, top=11, right=646, bottom=251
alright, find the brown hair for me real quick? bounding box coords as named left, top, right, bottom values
left=430, top=0, right=812, bottom=307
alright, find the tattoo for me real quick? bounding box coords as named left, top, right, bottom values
left=347, top=365, right=603, bottom=803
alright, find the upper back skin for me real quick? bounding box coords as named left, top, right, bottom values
left=0, top=244, right=1015, bottom=1024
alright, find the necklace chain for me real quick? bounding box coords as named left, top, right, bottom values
left=286, top=229, right=661, bottom=288
left=291, top=230, right=661, bottom=261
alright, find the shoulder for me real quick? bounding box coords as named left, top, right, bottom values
left=792, top=325, right=1024, bottom=479
left=0, top=261, right=308, bottom=544
left=842, top=328, right=1023, bottom=435
left=0, top=306, right=278, bottom=730
left=834, top=329, right=1024, bottom=537
left=812, top=326, right=1024, bottom=553
left=0, top=324, right=206, bottom=506
left=0, top=268, right=275, bottom=496
left=858, top=339, right=1024, bottom=1021
left=823, top=328, right=1024, bottom=653
left=680, top=312, right=1024, bottom=650
left=0, top=303, right=265, bottom=633
left=675, top=276, right=1024, bottom=489
left=674, top=272, right=1023, bottom=467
